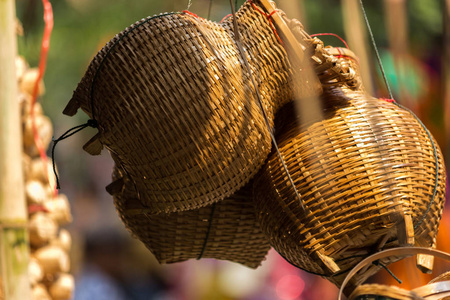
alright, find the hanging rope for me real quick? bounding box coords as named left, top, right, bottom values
left=359, top=0, right=440, bottom=231
left=359, top=0, right=393, bottom=99
left=51, top=120, right=98, bottom=189
left=207, top=0, right=213, bottom=19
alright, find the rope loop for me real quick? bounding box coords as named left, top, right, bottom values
left=51, top=119, right=98, bottom=189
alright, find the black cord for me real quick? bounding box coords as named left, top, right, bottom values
left=197, top=203, right=217, bottom=259
left=51, top=119, right=98, bottom=189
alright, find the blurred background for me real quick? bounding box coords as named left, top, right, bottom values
left=14, top=0, right=449, bottom=299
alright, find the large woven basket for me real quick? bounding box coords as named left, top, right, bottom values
left=63, top=0, right=318, bottom=214
left=108, top=165, right=271, bottom=268
left=253, top=45, right=447, bottom=293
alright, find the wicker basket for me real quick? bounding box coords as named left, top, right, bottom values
left=63, top=0, right=318, bottom=214
left=108, top=165, right=271, bottom=268
left=339, top=247, right=450, bottom=300
left=253, top=45, right=447, bottom=292
left=350, top=283, right=450, bottom=300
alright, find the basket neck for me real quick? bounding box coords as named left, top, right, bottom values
left=236, top=1, right=363, bottom=96
left=312, top=44, right=365, bottom=93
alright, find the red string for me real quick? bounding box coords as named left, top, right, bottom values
left=335, top=46, right=344, bottom=58
left=330, top=46, right=361, bottom=67
left=267, top=10, right=277, bottom=18
left=380, top=98, right=396, bottom=103
left=182, top=10, right=204, bottom=19
left=248, top=0, right=284, bottom=46
left=220, top=13, right=232, bottom=23
left=310, top=33, right=349, bottom=49
left=30, top=0, right=55, bottom=197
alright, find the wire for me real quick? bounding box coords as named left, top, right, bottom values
left=359, top=0, right=394, bottom=99
left=207, top=0, right=213, bottom=19
left=360, top=0, right=439, bottom=230
left=229, top=0, right=305, bottom=211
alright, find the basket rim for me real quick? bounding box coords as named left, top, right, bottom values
left=340, top=247, right=450, bottom=300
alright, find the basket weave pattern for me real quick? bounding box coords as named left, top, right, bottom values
left=65, top=1, right=315, bottom=214
left=111, top=166, right=271, bottom=268
left=63, top=0, right=447, bottom=289
left=253, top=48, right=446, bottom=288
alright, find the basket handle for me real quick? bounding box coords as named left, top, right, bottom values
left=338, top=247, right=450, bottom=300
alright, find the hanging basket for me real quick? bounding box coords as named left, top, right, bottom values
left=108, top=165, right=271, bottom=268
left=253, top=45, right=447, bottom=293
left=339, top=247, right=450, bottom=300
left=63, top=0, right=319, bottom=214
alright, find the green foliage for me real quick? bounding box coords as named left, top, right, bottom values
left=409, top=0, right=443, bottom=47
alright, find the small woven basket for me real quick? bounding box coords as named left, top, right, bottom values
left=64, top=0, right=317, bottom=214
left=340, top=247, right=450, bottom=300
left=253, top=45, right=447, bottom=292
left=108, top=165, right=271, bottom=268
left=350, top=283, right=450, bottom=300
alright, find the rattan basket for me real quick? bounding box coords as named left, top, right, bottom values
left=340, top=247, right=450, bottom=300
left=253, top=45, right=447, bottom=292
left=108, top=165, right=271, bottom=268
left=63, top=0, right=318, bottom=214
left=350, top=283, right=450, bottom=300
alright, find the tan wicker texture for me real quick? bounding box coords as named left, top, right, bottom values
left=253, top=46, right=446, bottom=291
left=350, top=282, right=450, bottom=300
left=349, top=284, right=416, bottom=300
left=109, top=165, right=271, bottom=268
left=429, top=271, right=450, bottom=284
left=63, top=1, right=317, bottom=214
left=340, top=247, right=450, bottom=300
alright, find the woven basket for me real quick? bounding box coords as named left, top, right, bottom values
left=108, top=165, right=271, bottom=268
left=253, top=45, right=447, bottom=292
left=339, top=247, right=450, bottom=300
left=63, top=0, right=318, bottom=214
left=350, top=283, right=450, bottom=300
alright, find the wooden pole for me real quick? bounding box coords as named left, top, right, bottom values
left=341, top=0, right=375, bottom=96
left=0, top=0, right=31, bottom=299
